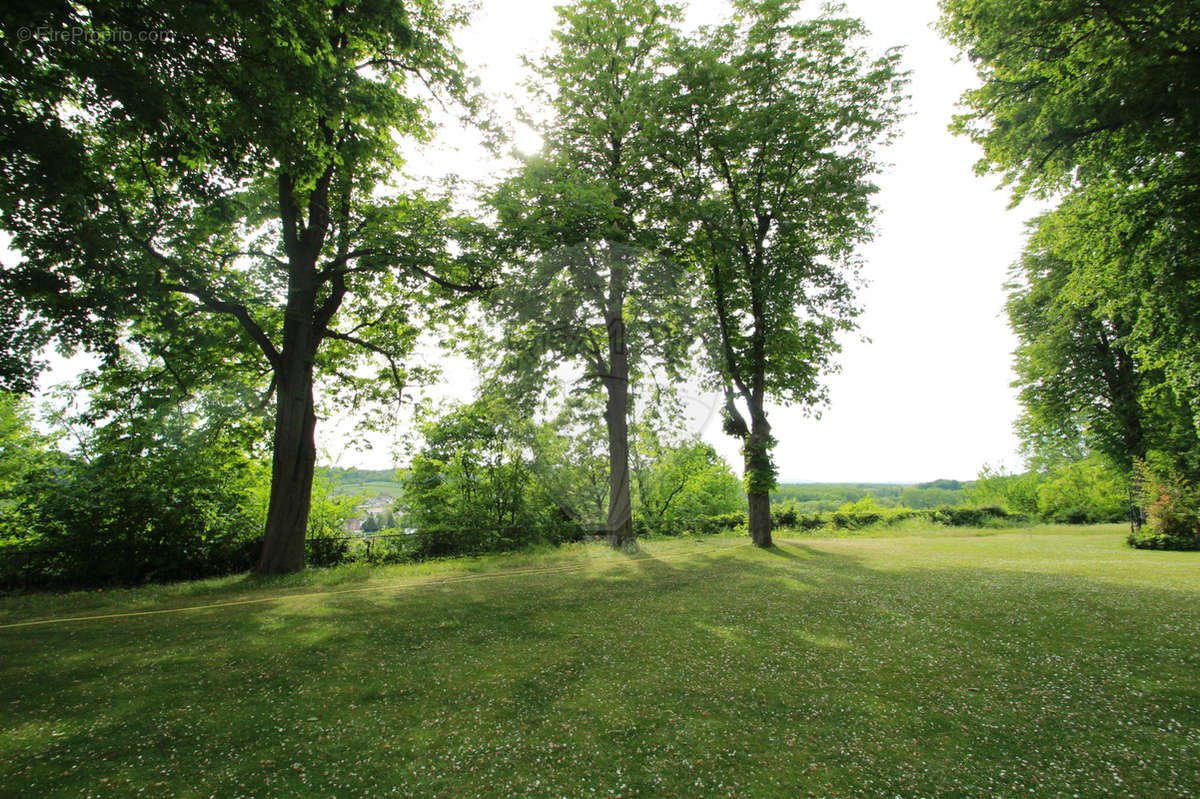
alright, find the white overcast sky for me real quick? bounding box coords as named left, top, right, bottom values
left=29, top=0, right=1039, bottom=483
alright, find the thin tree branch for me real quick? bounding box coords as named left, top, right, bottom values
left=321, top=329, right=404, bottom=387
left=254, top=375, right=278, bottom=412
left=160, top=277, right=282, bottom=370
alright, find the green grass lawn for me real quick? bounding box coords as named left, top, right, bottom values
left=2, top=525, right=1198, bottom=797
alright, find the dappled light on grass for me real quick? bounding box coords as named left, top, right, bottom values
left=2, top=527, right=1199, bottom=796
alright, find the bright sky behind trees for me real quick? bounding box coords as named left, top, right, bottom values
left=24, top=0, right=1040, bottom=483
left=398, top=0, right=1041, bottom=483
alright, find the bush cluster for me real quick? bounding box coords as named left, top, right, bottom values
left=404, top=521, right=586, bottom=561
left=1127, top=463, right=1200, bottom=551
left=0, top=420, right=366, bottom=589
left=966, top=459, right=1126, bottom=523
left=298, top=517, right=591, bottom=569
left=636, top=513, right=744, bottom=537
left=0, top=443, right=265, bottom=589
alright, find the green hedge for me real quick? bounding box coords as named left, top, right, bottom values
left=636, top=504, right=1033, bottom=538
left=1, top=535, right=374, bottom=590
left=0, top=502, right=1043, bottom=590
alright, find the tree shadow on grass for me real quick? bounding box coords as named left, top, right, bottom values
left=761, top=542, right=821, bottom=562
left=6, top=536, right=1200, bottom=797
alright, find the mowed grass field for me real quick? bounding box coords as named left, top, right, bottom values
left=2, top=525, right=1198, bottom=797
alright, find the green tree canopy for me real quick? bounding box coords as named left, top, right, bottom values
left=401, top=395, right=582, bottom=555
left=939, top=0, right=1199, bottom=199
left=658, top=0, right=905, bottom=546
left=0, top=392, right=57, bottom=540
left=633, top=436, right=744, bottom=526
left=483, top=0, right=688, bottom=547
left=0, top=0, right=486, bottom=572
left=941, top=0, right=1200, bottom=456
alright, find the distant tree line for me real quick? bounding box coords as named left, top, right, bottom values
left=771, top=481, right=968, bottom=512
left=772, top=468, right=1126, bottom=525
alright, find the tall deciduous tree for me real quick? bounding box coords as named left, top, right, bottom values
left=485, top=0, right=684, bottom=547
left=939, top=0, right=1200, bottom=432
left=1008, top=189, right=1200, bottom=477
left=0, top=0, right=486, bottom=573
left=1008, top=194, right=1145, bottom=470
left=659, top=0, right=905, bottom=546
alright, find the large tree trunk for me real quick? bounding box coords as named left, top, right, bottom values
left=256, top=364, right=318, bottom=574
left=720, top=388, right=774, bottom=547
left=744, top=411, right=773, bottom=548
left=603, top=256, right=634, bottom=548
left=603, top=359, right=633, bottom=548
left=255, top=183, right=323, bottom=575
left=747, top=490, right=772, bottom=547
left=251, top=171, right=344, bottom=575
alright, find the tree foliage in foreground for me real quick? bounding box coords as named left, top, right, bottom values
left=1007, top=191, right=1200, bottom=478
left=0, top=379, right=265, bottom=587
left=0, top=0, right=484, bottom=574
left=940, top=0, right=1200, bottom=478
left=658, top=0, right=905, bottom=546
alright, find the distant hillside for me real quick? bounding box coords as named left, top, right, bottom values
left=772, top=480, right=968, bottom=511
left=317, top=467, right=402, bottom=499
left=316, top=468, right=969, bottom=511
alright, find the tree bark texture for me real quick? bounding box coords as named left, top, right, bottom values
left=254, top=173, right=326, bottom=575
left=744, top=415, right=774, bottom=548
left=256, top=368, right=318, bottom=574
left=746, top=489, right=772, bottom=548
left=603, top=250, right=634, bottom=548
left=604, top=377, right=633, bottom=547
